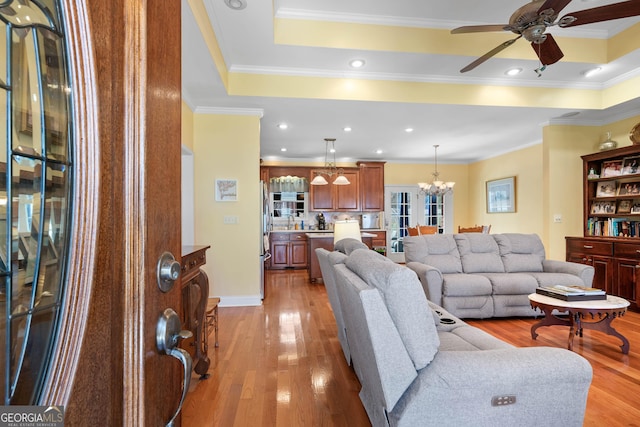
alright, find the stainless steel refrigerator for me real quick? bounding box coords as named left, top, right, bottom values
left=260, top=181, right=271, bottom=299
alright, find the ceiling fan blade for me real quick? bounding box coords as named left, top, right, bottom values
left=536, top=0, right=573, bottom=15
left=451, top=24, right=511, bottom=34
left=531, top=34, right=564, bottom=65
left=559, top=1, right=640, bottom=27
left=460, top=36, right=522, bottom=73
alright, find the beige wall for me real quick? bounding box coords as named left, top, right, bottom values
left=193, top=112, right=262, bottom=305
left=181, top=101, right=194, bottom=151
left=468, top=144, right=544, bottom=236
left=384, top=162, right=470, bottom=229
left=184, top=104, right=640, bottom=301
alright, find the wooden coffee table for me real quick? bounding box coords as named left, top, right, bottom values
left=528, top=293, right=630, bottom=354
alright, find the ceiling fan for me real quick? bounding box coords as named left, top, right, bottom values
left=451, top=0, right=640, bottom=73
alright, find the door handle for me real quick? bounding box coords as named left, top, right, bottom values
left=156, top=308, right=193, bottom=427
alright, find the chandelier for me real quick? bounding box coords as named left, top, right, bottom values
left=418, top=144, right=455, bottom=195
left=310, top=138, right=351, bottom=185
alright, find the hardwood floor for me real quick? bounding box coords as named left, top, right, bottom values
left=183, top=269, right=640, bottom=426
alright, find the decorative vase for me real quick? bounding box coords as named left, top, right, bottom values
left=599, top=131, right=617, bottom=151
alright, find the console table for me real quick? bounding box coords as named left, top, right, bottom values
left=181, top=245, right=211, bottom=378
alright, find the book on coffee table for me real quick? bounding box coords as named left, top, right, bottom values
left=536, top=285, right=607, bottom=301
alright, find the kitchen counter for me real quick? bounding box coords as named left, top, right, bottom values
left=305, top=232, right=377, bottom=238
left=307, top=233, right=376, bottom=283
left=271, top=228, right=385, bottom=233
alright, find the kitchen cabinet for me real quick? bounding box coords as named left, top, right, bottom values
left=309, top=169, right=360, bottom=211
left=367, top=230, right=387, bottom=255
left=358, top=161, right=385, bottom=211
left=269, top=232, right=308, bottom=269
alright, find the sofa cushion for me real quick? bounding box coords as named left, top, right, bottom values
left=494, top=233, right=545, bottom=272
left=442, top=273, right=492, bottom=296
left=454, top=234, right=504, bottom=273
left=527, top=272, right=586, bottom=288
left=334, top=238, right=369, bottom=254
left=478, top=272, right=538, bottom=295
left=346, top=249, right=439, bottom=370
left=404, top=235, right=463, bottom=274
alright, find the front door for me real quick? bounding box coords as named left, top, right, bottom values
left=26, top=1, right=183, bottom=425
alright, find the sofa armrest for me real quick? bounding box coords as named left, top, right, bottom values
left=543, top=259, right=595, bottom=287
left=406, top=262, right=443, bottom=306
left=390, top=347, right=592, bottom=427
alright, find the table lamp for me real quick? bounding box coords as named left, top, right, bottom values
left=333, top=220, right=362, bottom=244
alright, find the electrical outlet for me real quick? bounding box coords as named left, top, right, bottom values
left=224, top=215, right=239, bottom=224
left=553, top=214, right=562, bottom=223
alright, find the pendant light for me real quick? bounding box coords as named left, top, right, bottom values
left=418, top=145, right=455, bottom=195
left=310, top=138, right=351, bottom=186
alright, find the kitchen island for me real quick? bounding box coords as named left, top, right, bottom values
left=306, top=232, right=376, bottom=283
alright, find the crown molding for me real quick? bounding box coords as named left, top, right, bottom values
left=195, top=106, right=264, bottom=117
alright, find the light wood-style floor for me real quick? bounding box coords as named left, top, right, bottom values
left=183, top=269, right=640, bottom=426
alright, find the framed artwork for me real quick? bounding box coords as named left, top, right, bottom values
left=601, top=160, right=623, bottom=177
left=617, top=182, right=640, bottom=196
left=618, top=199, right=632, bottom=214
left=215, top=179, right=238, bottom=202
left=591, top=201, right=616, bottom=214
left=632, top=203, right=640, bottom=214
left=595, top=182, right=616, bottom=197
left=486, top=177, right=516, bottom=213
left=622, top=156, right=640, bottom=175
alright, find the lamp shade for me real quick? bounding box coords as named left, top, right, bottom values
left=311, top=175, right=328, bottom=185
left=332, top=174, right=351, bottom=185
left=333, top=220, right=362, bottom=244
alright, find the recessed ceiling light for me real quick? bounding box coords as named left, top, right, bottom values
left=224, top=0, right=247, bottom=10
left=375, top=149, right=383, bottom=155
left=505, top=67, right=522, bottom=76
left=349, top=59, right=365, bottom=68
left=405, top=128, right=414, bottom=133
left=280, top=147, right=287, bottom=152
left=582, top=67, right=602, bottom=78
left=277, top=123, right=288, bottom=130
left=343, top=126, right=352, bottom=132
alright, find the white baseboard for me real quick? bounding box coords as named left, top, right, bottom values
left=214, top=295, right=262, bottom=307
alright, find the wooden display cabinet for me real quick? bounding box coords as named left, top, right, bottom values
left=566, top=144, right=640, bottom=310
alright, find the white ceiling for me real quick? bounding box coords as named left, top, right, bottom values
left=181, top=0, right=640, bottom=163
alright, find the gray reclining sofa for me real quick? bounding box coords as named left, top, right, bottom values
left=319, top=246, right=592, bottom=427
left=404, top=233, right=595, bottom=318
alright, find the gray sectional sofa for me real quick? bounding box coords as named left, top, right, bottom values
left=318, top=245, right=592, bottom=427
left=404, top=233, right=595, bottom=318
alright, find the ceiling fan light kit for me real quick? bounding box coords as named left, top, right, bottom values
left=451, top=0, right=640, bottom=73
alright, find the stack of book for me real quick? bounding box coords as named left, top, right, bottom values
left=535, top=285, right=606, bottom=301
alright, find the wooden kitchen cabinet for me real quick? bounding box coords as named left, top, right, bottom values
left=358, top=161, right=385, bottom=211
left=309, top=169, right=360, bottom=211
left=269, top=232, right=308, bottom=269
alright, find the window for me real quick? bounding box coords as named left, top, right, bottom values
left=384, top=186, right=453, bottom=262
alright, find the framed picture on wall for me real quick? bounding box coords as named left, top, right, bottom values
left=215, top=179, right=238, bottom=202
left=486, top=176, right=516, bottom=213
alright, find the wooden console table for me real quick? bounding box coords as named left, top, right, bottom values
left=181, top=245, right=212, bottom=378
